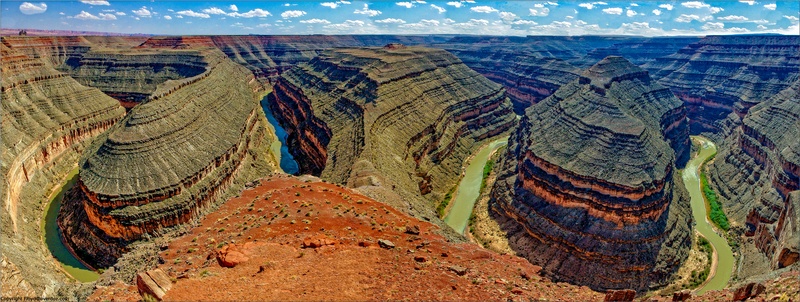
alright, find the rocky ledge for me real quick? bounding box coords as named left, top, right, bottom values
left=269, top=45, right=515, bottom=222
left=58, top=50, right=279, bottom=268
left=489, top=56, right=692, bottom=292
left=709, top=80, right=800, bottom=276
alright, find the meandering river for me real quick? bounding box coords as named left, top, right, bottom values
left=261, top=97, right=300, bottom=175
left=682, top=136, right=733, bottom=294
left=444, top=137, right=508, bottom=234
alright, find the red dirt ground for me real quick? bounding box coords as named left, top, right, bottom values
left=90, top=174, right=603, bottom=301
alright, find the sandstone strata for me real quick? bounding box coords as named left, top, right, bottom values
left=490, top=57, right=692, bottom=292
left=58, top=49, right=278, bottom=268
left=709, top=80, right=800, bottom=275
left=269, top=45, right=515, bottom=221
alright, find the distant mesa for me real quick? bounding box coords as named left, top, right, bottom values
left=490, top=56, right=692, bottom=292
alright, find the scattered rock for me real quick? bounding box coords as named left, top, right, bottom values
left=512, top=288, right=524, bottom=295
left=136, top=268, right=172, bottom=301
left=358, top=241, right=371, bottom=247
left=733, top=282, right=766, bottom=301
left=216, top=244, right=249, bottom=268
left=302, top=235, right=336, bottom=248
left=441, top=252, right=449, bottom=258
left=449, top=265, right=468, bottom=276
left=378, top=239, right=395, bottom=249
left=405, top=225, right=420, bottom=235
left=414, top=256, right=427, bottom=263
left=672, top=290, right=691, bottom=301
left=604, top=289, right=635, bottom=302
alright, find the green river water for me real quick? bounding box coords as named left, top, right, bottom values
left=42, top=168, right=99, bottom=282
left=444, top=137, right=508, bottom=234
left=683, top=136, right=732, bottom=294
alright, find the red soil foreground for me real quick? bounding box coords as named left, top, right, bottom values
left=90, top=174, right=602, bottom=301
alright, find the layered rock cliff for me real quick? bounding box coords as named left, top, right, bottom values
left=269, top=45, right=515, bottom=221
left=584, top=37, right=701, bottom=66
left=489, top=56, right=692, bottom=292
left=1, top=42, right=125, bottom=295
left=58, top=49, right=279, bottom=268
left=709, top=80, right=800, bottom=276
left=643, top=36, right=800, bottom=135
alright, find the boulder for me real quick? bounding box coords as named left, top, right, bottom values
left=672, top=290, right=691, bottom=301
left=732, top=282, right=766, bottom=301
left=216, top=244, right=249, bottom=268
left=604, top=289, right=636, bottom=302
left=378, top=239, right=395, bottom=250
left=136, top=269, right=172, bottom=301
left=449, top=265, right=468, bottom=276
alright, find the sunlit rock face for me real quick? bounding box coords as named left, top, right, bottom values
left=269, top=45, right=515, bottom=221
left=490, top=56, right=692, bottom=292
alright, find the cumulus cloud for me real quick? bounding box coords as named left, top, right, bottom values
left=81, top=0, right=110, bottom=5
left=578, top=3, right=595, bottom=9
left=202, top=7, right=227, bottom=15
left=626, top=9, right=636, bottom=17
left=400, top=19, right=442, bottom=29
left=115, top=11, right=125, bottom=15
left=499, top=11, right=517, bottom=21
left=325, top=19, right=367, bottom=30
left=132, top=6, right=152, bottom=17
left=701, top=22, right=724, bottom=30
left=321, top=2, right=339, bottom=9
left=659, top=4, right=674, bottom=10
left=471, top=6, right=499, bottom=13
left=281, top=10, right=306, bottom=18
left=375, top=18, right=407, bottom=24
left=682, top=1, right=710, bottom=9
left=710, top=7, right=724, bottom=14
left=73, top=10, right=116, bottom=20
left=784, top=15, right=799, bottom=22
left=164, top=15, right=172, bottom=20
left=739, top=0, right=755, bottom=4
left=299, top=18, right=331, bottom=24
left=763, top=3, right=776, bottom=10
left=652, top=9, right=662, bottom=16
left=19, top=2, right=47, bottom=15
left=354, top=4, right=381, bottom=17
left=446, top=1, right=463, bottom=8
left=512, top=20, right=538, bottom=25
left=431, top=4, right=446, bottom=14
left=717, top=15, right=748, bottom=21
left=229, top=4, right=238, bottom=12
left=675, top=14, right=712, bottom=22
left=396, top=2, right=413, bottom=8
left=602, top=7, right=623, bottom=15
left=229, top=9, right=271, bottom=18
left=176, top=10, right=210, bottom=18
left=629, top=3, right=639, bottom=6
left=529, top=7, right=549, bottom=16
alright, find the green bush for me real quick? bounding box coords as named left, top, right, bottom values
left=700, top=169, right=729, bottom=231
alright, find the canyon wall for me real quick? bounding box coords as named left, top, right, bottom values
left=269, top=45, right=515, bottom=222
left=58, top=49, right=279, bottom=268
left=643, top=36, right=800, bottom=135
left=489, top=56, right=692, bottom=292
left=709, top=80, right=800, bottom=277
left=1, top=41, right=126, bottom=296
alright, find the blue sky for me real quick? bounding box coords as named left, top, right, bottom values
left=2, top=1, right=798, bottom=35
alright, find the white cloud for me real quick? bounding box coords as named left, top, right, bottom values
left=784, top=15, right=799, bottom=22
left=626, top=9, right=636, bottom=17
left=763, top=3, right=776, bottom=10
left=375, top=18, right=406, bottom=24
left=202, top=7, right=227, bottom=15
left=739, top=0, right=756, bottom=5
left=299, top=18, right=330, bottom=24
left=396, top=2, right=414, bottom=8
left=354, top=4, right=381, bottom=17
left=59, top=12, right=65, bottom=15
left=115, top=11, right=125, bottom=15
left=652, top=9, right=662, bottom=15
left=710, top=7, right=724, bottom=14
left=717, top=15, right=748, bottom=21
left=73, top=10, right=116, bottom=20
left=579, top=3, right=595, bottom=9
left=446, top=1, right=463, bottom=8
left=471, top=6, right=499, bottom=13
left=702, top=22, right=724, bottom=30
left=164, top=15, right=172, bottom=20
left=321, top=2, right=339, bottom=9
left=229, top=9, right=271, bottom=18
left=499, top=11, right=518, bottom=21
left=629, top=3, right=639, bottom=6
left=80, top=0, right=110, bottom=5
left=512, top=20, right=538, bottom=25
left=400, top=19, right=442, bottom=29
left=19, top=2, right=47, bottom=15
left=176, top=10, right=210, bottom=18
left=529, top=7, right=549, bottom=16
left=132, top=6, right=152, bottom=17
left=229, top=5, right=238, bottom=12
left=675, top=14, right=713, bottom=22
left=682, top=1, right=710, bottom=9
left=659, top=4, right=674, bottom=10
left=281, top=10, right=306, bottom=18
left=757, top=24, right=767, bottom=29
left=431, top=4, right=446, bottom=14
left=324, top=19, right=367, bottom=30
left=257, top=23, right=271, bottom=28
left=534, top=3, right=545, bottom=8
left=602, top=7, right=623, bottom=15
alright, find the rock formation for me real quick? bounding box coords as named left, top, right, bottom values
left=489, top=56, right=692, bottom=292
left=269, top=45, right=515, bottom=221
left=584, top=37, right=701, bottom=66
left=709, top=80, right=800, bottom=276
left=643, top=35, right=800, bottom=135
left=58, top=49, right=279, bottom=268
left=1, top=41, right=125, bottom=295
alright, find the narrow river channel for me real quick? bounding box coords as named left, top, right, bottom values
left=42, top=168, right=99, bottom=282
left=444, top=137, right=508, bottom=234
left=261, top=97, right=300, bottom=174
left=682, top=136, right=733, bottom=294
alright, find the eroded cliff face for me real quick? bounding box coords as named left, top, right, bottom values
left=489, top=57, right=692, bottom=292
left=1, top=42, right=126, bottom=296
left=643, top=36, right=800, bottom=135
left=269, top=45, right=515, bottom=222
left=709, top=81, right=800, bottom=276
left=58, top=49, right=279, bottom=268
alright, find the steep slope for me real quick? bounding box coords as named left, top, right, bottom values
left=58, top=49, right=279, bottom=268
left=89, top=175, right=604, bottom=301
left=643, top=36, right=800, bottom=135
left=489, top=56, right=692, bottom=292
left=584, top=37, right=702, bottom=66
left=1, top=43, right=125, bottom=296
left=709, top=80, right=800, bottom=277
left=269, top=45, right=515, bottom=224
